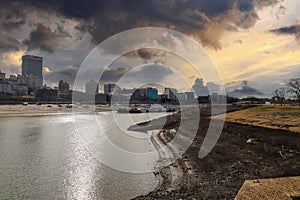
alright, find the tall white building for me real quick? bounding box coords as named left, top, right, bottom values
left=86, top=80, right=99, bottom=95
left=22, top=55, right=43, bottom=90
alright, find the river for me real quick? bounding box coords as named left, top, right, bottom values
left=0, top=112, right=167, bottom=199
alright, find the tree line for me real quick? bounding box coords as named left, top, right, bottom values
left=273, top=78, right=300, bottom=106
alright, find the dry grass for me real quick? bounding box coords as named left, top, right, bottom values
left=221, top=105, right=300, bottom=133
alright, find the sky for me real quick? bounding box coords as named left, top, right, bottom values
left=0, top=0, right=299, bottom=97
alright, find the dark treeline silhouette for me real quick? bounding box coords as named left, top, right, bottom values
left=273, top=78, right=300, bottom=106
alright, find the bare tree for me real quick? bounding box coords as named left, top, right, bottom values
left=273, top=88, right=287, bottom=106
left=287, top=78, right=300, bottom=106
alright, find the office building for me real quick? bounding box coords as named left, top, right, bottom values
left=0, top=81, right=12, bottom=94
left=104, top=83, right=119, bottom=95
left=36, top=88, right=58, bottom=101
left=22, top=55, right=43, bottom=90
left=147, top=87, right=158, bottom=101
left=165, top=88, right=177, bottom=101
left=176, top=93, right=187, bottom=101
left=130, top=87, right=158, bottom=102
left=86, top=80, right=99, bottom=95
left=185, top=92, right=195, bottom=102
left=158, top=94, right=168, bottom=103
left=0, top=71, right=29, bottom=96
left=58, top=80, right=70, bottom=94
left=0, top=74, right=28, bottom=96
left=0, top=71, right=5, bottom=80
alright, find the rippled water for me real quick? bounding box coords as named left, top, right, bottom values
left=0, top=112, right=166, bottom=199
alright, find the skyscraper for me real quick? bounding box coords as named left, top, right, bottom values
left=22, top=55, right=43, bottom=90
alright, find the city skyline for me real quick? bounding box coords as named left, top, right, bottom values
left=0, top=0, right=299, bottom=97
left=0, top=65, right=293, bottom=99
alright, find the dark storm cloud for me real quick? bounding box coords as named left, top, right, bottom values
left=23, top=23, right=71, bottom=53
left=45, top=65, right=130, bottom=86
left=45, top=64, right=172, bottom=88
left=271, top=25, right=300, bottom=40
left=73, top=0, right=275, bottom=47
left=271, top=25, right=300, bottom=34
left=137, top=49, right=152, bottom=61
left=0, top=0, right=280, bottom=51
left=125, top=49, right=167, bottom=63
left=0, top=1, right=26, bottom=31
left=229, top=86, right=264, bottom=96
left=0, top=1, right=26, bottom=50
left=126, top=64, right=174, bottom=83
left=0, top=34, right=22, bottom=51
left=99, top=64, right=173, bottom=86
left=1, top=18, right=26, bottom=32
left=44, top=65, right=127, bottom=88
left=227, top=80, right=264, bottom=97
left=44, top=65, right=78, bottom=85
left=99, top=67, right=130, bottom=84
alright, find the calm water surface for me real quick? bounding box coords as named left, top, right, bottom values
left=0, top=112, right=165, bottom=199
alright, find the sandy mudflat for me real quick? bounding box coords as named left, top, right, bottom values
left=0, top=104, right=112, bottom=117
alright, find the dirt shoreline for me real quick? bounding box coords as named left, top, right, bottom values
left=132, top=105, right=300, bottom=199
left=0, top=104, right=111, bottom=117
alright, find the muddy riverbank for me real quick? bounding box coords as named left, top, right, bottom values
left=133, top=105, right=300, bottom=199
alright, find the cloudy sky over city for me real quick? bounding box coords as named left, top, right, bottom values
left=0, top=0, right=300, bottom=96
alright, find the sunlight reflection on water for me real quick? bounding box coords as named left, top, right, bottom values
left=0, top=113, right=159, bottom=199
